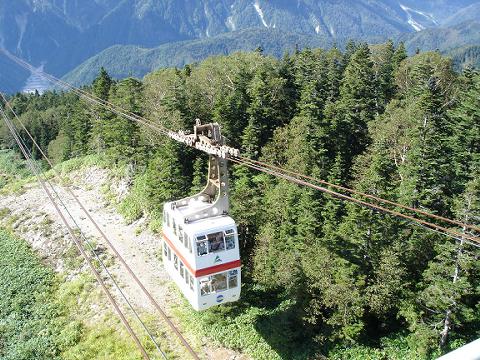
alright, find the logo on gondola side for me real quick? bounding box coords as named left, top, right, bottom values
left=214, top=255, right=222, bottom=263
left=216, top=295, right=224, bottom=303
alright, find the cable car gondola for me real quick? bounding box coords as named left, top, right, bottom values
left=162, top=121, right=241, bottom=311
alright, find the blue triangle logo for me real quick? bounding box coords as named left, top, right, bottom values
left=214, top=255, right=222, bottom=263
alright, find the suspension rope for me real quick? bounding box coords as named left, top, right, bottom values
left=0, top=106, right=151, bottom=360
left=1, top=50, right=478, bottom=246
left=3, top=98, right=167, bottom=359
left=237, top=156, right=480, bottom=233
left=229, top=157, right=480, bottom=245
left=0, top=93, right=199, bottom=360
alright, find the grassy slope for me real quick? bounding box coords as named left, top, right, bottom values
left=0, top=152, right=164, bottom=360
left=0, top=227, right=148, bottom=360
left=0, top=228, right=69, bottom=360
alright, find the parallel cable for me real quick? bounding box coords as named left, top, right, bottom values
left=0, top=94, right=199, bottom=360
left=0, top=49, right=171, bottom=136
left=237, top=155, right=480, bottom=233
left=2, top=51, right=478, bottom=245
left=229, top=157, right=480, bottom=245
left=0, top=107, right=151, bottom=360
left=1, top=99, right=167, bottom=359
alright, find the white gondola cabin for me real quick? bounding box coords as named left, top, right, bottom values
left=161, top=121, right=241, bottom=311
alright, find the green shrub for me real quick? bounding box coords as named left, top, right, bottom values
left=0, top=229, right=77, bottom=360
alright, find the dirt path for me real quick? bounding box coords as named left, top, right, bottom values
left=0, top=167, right=247, bottom=360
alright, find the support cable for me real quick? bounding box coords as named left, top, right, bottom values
left=237, top=155, right=480, bottom=233
left=0, top=107, right=151, bottom=360
left=2, top=50, right=478, bottom=246
left=229, top=157, right=480, bottom=245
left=0, top=93, right=199, bottom=360
left=1, top=99, right=166, bottom=359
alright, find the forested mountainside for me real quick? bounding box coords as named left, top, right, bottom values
left=1, top=0, right=480, bottom=92
left=63, top=20, right=480, bottom=87
left=61, top=29, right=332, bottom=87
left=399, top=20, right=480, bottom=53
left=444, top=2, right=480, bottom=26
left=1, top=42, right=479, bottom=359
left=450, top=45, right=480, bottom=69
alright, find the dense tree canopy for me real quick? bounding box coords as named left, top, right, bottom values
left=1, top=42, right=479, bottom=359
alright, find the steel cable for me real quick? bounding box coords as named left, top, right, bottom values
left=0, top=93, right=199, bottom=360
left=0, top=107, right=151, bottom=360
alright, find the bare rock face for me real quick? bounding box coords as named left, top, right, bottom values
left=2, top=0, right=477, bottom=92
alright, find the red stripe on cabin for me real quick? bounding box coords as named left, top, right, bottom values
left=162, top=233, right=241, bottom=278
left=195, top=260, right=242, bottom=277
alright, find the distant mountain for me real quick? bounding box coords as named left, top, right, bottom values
left=62, top=29, right=333, bottom=86
left=1, top=0, right=480, bottom=92
left=444, top=3, right=480, bottom=26
left=449, top=45, right=480, bottom=69
left=63, top=20, right=480, bottom=87
left=400, top=20, right=480, bottom=53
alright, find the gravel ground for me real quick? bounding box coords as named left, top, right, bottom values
left=0, top=166, right=247, bottom=360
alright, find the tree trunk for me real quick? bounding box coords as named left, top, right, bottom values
left=439, top=234, right=464, bottom=347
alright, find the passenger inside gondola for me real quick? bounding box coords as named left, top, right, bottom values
left=197, top=237, right=208, bottom=256
left=208, top=232, right=225, bottom=252
left=200, top=278, right=210, bottom=296
left=225, top=229, right=235, bottom=250
left=211, top=273, right=227, bottom=292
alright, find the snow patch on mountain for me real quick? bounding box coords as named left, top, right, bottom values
left=311, top=15, right=321, bottom=34
left=254, top=1, right=269, bottom=28
left=15, top=13, right=28, bottom=52
left=329, top=24, right=335, bottom=36
left=226, top=16, right=236, bottom=31
left=400, top=4, right=424, bottom=31
left=22, top=63, right=51, bottom=94
left=399, top=3, right=437, bottom=31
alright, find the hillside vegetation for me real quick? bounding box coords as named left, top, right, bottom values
left=1, top=41, right=480, bottom=359
left=62, top=29, right=332, bottom=87
left=0, top=228, right=70, bottom=359
left=450, top=45, right=480, bottom=70
left=0, top=153, right=168, bottom=360
left=0, top=228, right=146, bottom=360
left=63, top=21, right=480, bottom=88
left=3, top=0, right=480, bottom=91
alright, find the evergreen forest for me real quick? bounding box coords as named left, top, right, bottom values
left=1, top=41, right=479, bottom=359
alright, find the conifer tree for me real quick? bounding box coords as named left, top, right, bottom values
left=142, top=140, right=188, bottom=213
left=372, top=40, right=396, bottom=113
left=396, top=53, right=455, bottom=214
left=104, top=78, right=142, bottom=163
left=245, top=64, right=290, bottom=155
left=329, top=43, right=376, bottom=177
left=447, top=70, right=480, bottom=191
left=392, top=41, right=408, bottom=71
left=212, top=64, right=251, bottom=145
left=68, top=100, right=91, bottom=156
left=90, top=67, right=114, bottom=152
left=326, top=47, right=344, bottom=102
left=406, top=174, right=480, bottom=353
left=190, top=155, right=206, bottom=194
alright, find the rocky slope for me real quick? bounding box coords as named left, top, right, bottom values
left=0, top=164, right=246, bottom=359
left=1, top=0, right=479, bottom=92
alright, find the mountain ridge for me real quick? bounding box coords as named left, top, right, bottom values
left=1, top=0, right=480, bottom=92
left=62, top=20, right=480, bottom=87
